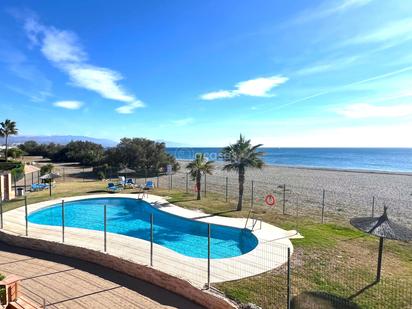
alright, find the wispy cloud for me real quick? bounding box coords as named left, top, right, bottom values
left=172, top=117, right=194, bottom=126
left=16, top=12, right=143, bottom=113
left=341, top=18, right=412, bottom=46
left=53, top=100, right=83, bottom=110
left=336, top=102, right=412, bottom=119
left=276, top=65, right=412, bottom=109
left=289, top=0, right=372, bottom=24
left=200, top=75, right=288, bottom=100
left=295, top=56, right=360, bottom=76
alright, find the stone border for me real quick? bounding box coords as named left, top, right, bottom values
left=0, top=229, right=237, bottom=309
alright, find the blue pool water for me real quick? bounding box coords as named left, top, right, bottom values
left=28, top=197, right=258, bottom=259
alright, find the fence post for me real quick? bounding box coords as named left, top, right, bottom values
left=61, top=200, right=65, bottom=243
left=185, top=173, right=189, bottom=193
left=145, top=169, right=148, bottom=184
left=150, top=214, right=154, bottom=267
left=82, top=168, right=85, bottom=182
left=371, top=196, right=375, bottom=217
left=24, top=196, right=28, bottom=236
left=63, top=168, right=65, bottom=182
left=287, top=247, right=291, bottom=309
left=225, top=177, right=228, bottom=202
left=104, top=204, right=107, bottom=252
left=283, top=184, right=286, bottom=215
left=321, top=189, right=325, bottom=224
left=24, top=173, right=27, bottom=191
left=204, top=174, right=207, bottom=197
left=170, top=174, right=173, bottom=190
left=31, top=172, right=34, bottom=186
left=207, top=223, right=211, bottom=289
left=251, top=180, right=254, bottom=208
left=156, top=171, right=159, bottom=188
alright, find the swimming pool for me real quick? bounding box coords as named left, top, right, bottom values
left=28, top=197, right=258, bottom=259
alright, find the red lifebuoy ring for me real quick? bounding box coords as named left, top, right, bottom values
left=265, top=194, right=276, bottom=206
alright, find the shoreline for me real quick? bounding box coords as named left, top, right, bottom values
left=177, top=159, right=412, bottom=177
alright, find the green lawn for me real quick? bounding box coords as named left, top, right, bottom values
left=2, top=181, right=411, bottom=308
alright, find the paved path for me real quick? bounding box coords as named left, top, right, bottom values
left=0, top=242, right=204, bottom=309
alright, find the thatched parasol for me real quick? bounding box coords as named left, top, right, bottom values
left=350, top=206, right=412, bottom=282
left=40, top=172, right=61, bottom=196
left=118, top=167, right=136, bottom=182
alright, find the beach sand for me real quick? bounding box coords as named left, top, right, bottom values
left=176, top=160, right=412, bottom=226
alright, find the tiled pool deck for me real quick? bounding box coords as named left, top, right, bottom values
left=2, top=194, right=296, bottom=288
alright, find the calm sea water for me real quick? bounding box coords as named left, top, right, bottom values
left=166, top=148, right=412, bottom=173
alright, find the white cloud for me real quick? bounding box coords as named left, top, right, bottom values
left=115, top=100, right=145, bottom=114
left=200, top=75, right=288, bottom=100
left=172, top=117, right=194, bottom=126
left=19, top=15, right=143, bottom=113
left=200, top=90, right=237, bottom=100
left=336, top=103, right=412, bottom=118
left=53, top=100, right=83, bottom=110
left=342, top=18, right=412, bottom=46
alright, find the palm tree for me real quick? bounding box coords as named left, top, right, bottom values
left=0, top=119, right=18, bottom=162
left=221, top=134, right=264, bottom=211
left=186, top=153, right=214, bottom=200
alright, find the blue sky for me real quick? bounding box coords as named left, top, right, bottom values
left=1, top=0, right=412, bottom=147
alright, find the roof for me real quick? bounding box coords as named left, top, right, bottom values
left=350, top=207, right=412, bottom=241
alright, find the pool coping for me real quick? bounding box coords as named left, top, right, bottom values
left=3, top=194, right=294, bottom=287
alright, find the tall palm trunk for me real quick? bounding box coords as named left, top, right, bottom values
left=196, top=171, right=201, bottom=200
left=237, top=167, right=245, bottom=211
left=4, top=135, right=8, bottom=162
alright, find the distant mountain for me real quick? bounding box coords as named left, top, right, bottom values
left=1, top=135, right=118, bottom=147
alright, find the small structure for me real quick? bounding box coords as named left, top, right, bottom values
left=0, top=274, right=43, bottom=308
left=118, top=167, right=136, bottom=182
left=40, top=172, right=61, bottom=196
left=0, top=171, right=14, bottom=201
left=350, top=206, right=412, bottom=282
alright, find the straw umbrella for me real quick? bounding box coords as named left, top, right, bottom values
left=40, top=172, right=61, bottom=196
left=117, top=167, right=136, bottom=183
left=350, top=206, right=412, bottom=282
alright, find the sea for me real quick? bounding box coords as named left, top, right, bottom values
left=166, top=148, right=412, bottom=173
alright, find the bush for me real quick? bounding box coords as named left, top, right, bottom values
left=40, top=163, right=54, bottom=175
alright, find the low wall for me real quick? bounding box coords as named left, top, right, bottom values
left=0, top=230, right=236, bottom=309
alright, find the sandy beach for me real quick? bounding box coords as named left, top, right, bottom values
left=176, top=160, right=412, bottom=226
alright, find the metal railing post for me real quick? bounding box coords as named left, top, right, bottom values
left=61, top=200, right=65, bottom=243
left=207, top=224, right=211, bottom=289
left=24, top=196, right=28, bottom=236
left=225, top=177, right=228, bottom=202
left=156, top=171, right=159, bottom=188
left=104, top=204, right=107, bottom=252
left=150, top=214, right=154, bottom=266
left=185, top=172, right=189, bottom=193
left=372, top=196, right=375, bottom=217
left=321, top=189, right=325, bottom=224
left=24, top=173, right=27, bottom=191
left=283, top=184, right=286, bottom=215
left=287, top=247, right=291, bottom=309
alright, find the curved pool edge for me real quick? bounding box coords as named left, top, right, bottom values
left=3, top=193, right=294, bottom=284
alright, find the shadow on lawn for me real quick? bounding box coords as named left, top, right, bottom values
left=291, top=291, right=361, bottom=309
